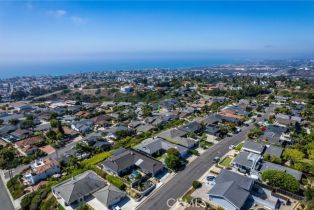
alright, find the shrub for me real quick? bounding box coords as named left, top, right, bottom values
left=89, top=165, right=107, bottom=179
left=190, top=150, right=199, bottom=156
left=106, top=175, right=125, bottom=190
left=21, top=193, right=35, bottom=210
left=81, top=151, right=112, bottom=166
left=192, top=180, right=202, bottom=189
left=167, top=148, right=180, bottom=157
left=261, top=169, right=300, bottom=192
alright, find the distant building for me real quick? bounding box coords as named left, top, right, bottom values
left=120, top=86, right=133, bottom=94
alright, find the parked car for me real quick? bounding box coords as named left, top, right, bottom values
left=213, top=156, right=220, bottom=163
left=235, top=127, right=241, bottom=133
left=206, top=176, right=216, bottom=181
left=229, top=145, right=235, bottom=150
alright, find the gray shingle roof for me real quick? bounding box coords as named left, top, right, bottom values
left=136, top=137, right=188, bottom=156
left=259, top=161, right=302, bottom=181
left=243, top=141, right=265, bottom=154
left=101, top=148, right=164, bottom=175
left=178, top=121, right=201, bottom=133
left=264, top=145, right=283, bottom=158
left=52, top=171, right=107, bottom=205
left=208, top=170, right=253, bottom=209
left=233, top=151, right=260, bottom=169
left=92, top=184, right=126, bottom=207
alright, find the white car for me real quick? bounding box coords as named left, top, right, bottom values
left=112, top=205, right=121, bottom=210
left=229, top=145, right=235, bottom=150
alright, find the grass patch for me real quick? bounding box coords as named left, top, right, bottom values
left=81, top=151, right=112, bottom=166
left=106, top=174, right=126, bottom=190
left=235, top=143, right=244, bottom=151
left=219, top=156, right=233, bottom=167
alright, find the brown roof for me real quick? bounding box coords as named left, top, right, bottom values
left=63, top=126, right=79, bottom=136
left=39, top=145, right=56, bottom=155
left=16, top=136, right=44, bottom=148
left=34, top=158, right=59, bottom=175
left=91, top=115, right=113, bottom=125
left=75, top=111, right=91, bottom=118
left=218, top=110, right=243, bottom=120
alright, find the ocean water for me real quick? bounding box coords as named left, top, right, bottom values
left=0, top=57, right=244, bottom=79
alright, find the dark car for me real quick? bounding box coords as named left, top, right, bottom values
left=206, top=176, right=216, bottom=181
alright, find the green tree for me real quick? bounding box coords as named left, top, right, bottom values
left=165, top=154, right=181, bottom=170
left=261, top=169, right=300, bottom=192
left=166, top=148, right=180, bottom=157
left=142, top=103, right=153, bottom=117
left=49, top=119, right=59, bottom=128
left=283, top=148, right=305, bottom=163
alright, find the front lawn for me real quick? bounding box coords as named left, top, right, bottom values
left=7, top=175, right=26, bottom=199
left=219, top=156, right=233, bottom=168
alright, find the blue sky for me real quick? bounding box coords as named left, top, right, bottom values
left=0, top=1, right=314, bottom=63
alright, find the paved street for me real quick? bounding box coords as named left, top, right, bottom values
left=0, top=177, right=14, bottom=210
left=137, top=107, right=274, bottom=210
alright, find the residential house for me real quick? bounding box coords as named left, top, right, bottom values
left=136, top=137, right=189, bottom=158
left=157, top=128, right=198, bottom=149
left=100, top=148, right=164, bottom=177
left=52, top=171, right=107, bottom=206
left=71, top=119, right=94, bottom=133
left=232, top=151, right=261, bottom=174
left=135, top=124, right=155, bottom=133
left=264, top=145, right=283, bottom=159
left=15, top=136, right=44, bottom=156
left=204, top=125, right=220, bottom=137
left=178, top=121, right=202, bottom=134
left=242, top=141, right=265, bottom=155
left=34, top=123, right=52, bottom=133
left=92, top=184, right=127, bottom=208
left=208, top=170, right=253, bottom=210
left=275, top=113, right=302, bottom=127
left=91, top=115, right=114, bottom=127
left=103, top=125, right=134, bottom=139
left=260, top=125, right=290, bottom=146
left=217, top=110, right=244, bottom=124
left=10, top=129, right=32, bottom=142
left=23, top=158, right=60, bottom=185
left=202, top=114, right=221, bottom=126
left=258, top=161, right=302, bottom=181
left=82, top=132, right=111, bottom=151
left=159, top=99, right=178, bottom=112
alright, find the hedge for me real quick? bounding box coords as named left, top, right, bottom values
left=261, top=169, right=300, bottom=192
left=106, top=174, right=126, bottom=190
left=192, top=180, right=202, bottom=189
